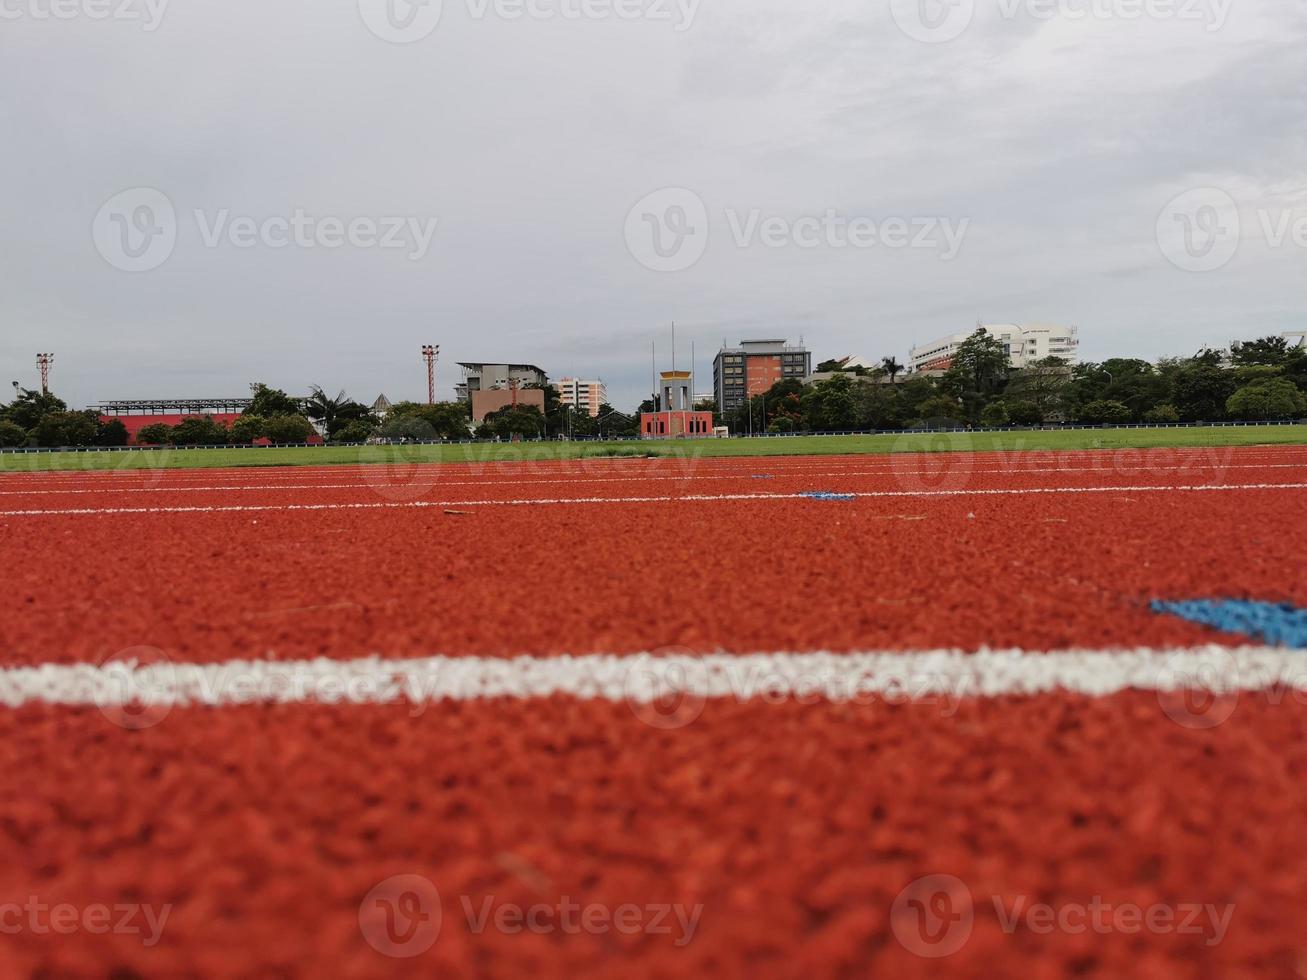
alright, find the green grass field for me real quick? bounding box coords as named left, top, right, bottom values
left=2, top=425, right=1305, bottom=472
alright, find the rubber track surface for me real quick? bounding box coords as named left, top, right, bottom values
left=1, top=447, right=1305, bottom=977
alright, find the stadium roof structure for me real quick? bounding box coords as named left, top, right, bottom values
left=93, top=398, right=254, bottom=415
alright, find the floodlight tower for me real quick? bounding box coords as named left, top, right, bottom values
left=421, top=345, right=439, bottom=405
left=36, top=353, right=54, bottom=394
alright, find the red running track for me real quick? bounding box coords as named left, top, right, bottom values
left=0, top=447, right=1305, bottom=977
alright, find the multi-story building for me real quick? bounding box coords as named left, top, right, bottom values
left=712, top=339, right=813, bottom=413
left=909, top=323, right=1079, bottom=374
left=455, top=362, right=548, bottom=402
left=556, top=377, right=607, bottom=418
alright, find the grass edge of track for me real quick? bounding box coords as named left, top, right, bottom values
left=3, top=424, right=1306, bottom=472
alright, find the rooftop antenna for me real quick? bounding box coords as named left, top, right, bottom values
left=671, top=321, right=676, bottom=373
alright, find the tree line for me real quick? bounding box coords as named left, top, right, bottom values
left=721, top=332, right=1307, bottom=434
left=0, top=380, right=640, bottom=448
left=4, top=334, right=1303, bottom=449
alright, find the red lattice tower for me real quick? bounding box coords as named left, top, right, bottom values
left=36, top=353, right=54, bottom=395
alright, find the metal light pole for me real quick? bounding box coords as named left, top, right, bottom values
left=421, top=345, right=439, bottom=405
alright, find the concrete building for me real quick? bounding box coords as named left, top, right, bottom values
left=556, top=377, right=607, bottom=418
left=641, top=370, right=714, bottom=439
left=712, top=339, right=813, bottom=413
left=471, top=388, right=546, bottom=423
left=455, top=362, right=548, bottom=402
left=909, top=323, right=1079, bottom=374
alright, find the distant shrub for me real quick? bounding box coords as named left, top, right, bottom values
left=1078, top=400, right=1132, bottom=425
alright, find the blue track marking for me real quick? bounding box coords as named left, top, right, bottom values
left=1152, top=599, right=1307, bottom=649
left=801, top=491, right=856, bottom=501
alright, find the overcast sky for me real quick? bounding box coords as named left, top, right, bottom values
left=2, top=0, right=1305, bottom=410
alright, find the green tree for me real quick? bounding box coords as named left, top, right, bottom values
left=229, top=415, right=267, bottom=443
left=1226, top=379, right=1307, bottom=420
left=916, top=395, right=963, bottom=424
left=3, top=389, right=66, bottom=430
left=881, top=357, right=904, bottom=383
left=31, top=410, right=99, bottom=447
left=1006, top=399, right=1043, bottom=425
left=332, top=420, right=377, bottom=443
left=980, top=402, right=1010, bottom=427
left=1078, top=400, right=1133, bottom=425
left=136, top=423, right=174, bottom=445
left=381, top=402, right=469, bottom=441
left=1143, top=404, right=1180, bottom=423
left=484, top=405, right=545, bottom=438
left=1171, top=364, right=1237, bottom=421
left=944, top=328, right=1010, bottom=399
left=0, top=420, right=28, bottom=447
left=247, top=383, right=301, bottom=418
left=800, top=374, right=857, bottom=431
left=169, top=416, right=231, bottom=445
left=305, top=387, right=375, bottom=438
left=1230, top=336, right=1290, bottom=368
left=262, top=415, right=316, bottom=443
left=94, top=418, right=129, bottom=447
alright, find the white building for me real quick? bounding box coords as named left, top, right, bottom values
left=556, top=377, right=607, bottom=417
left=909, top=323, right=1079, bottom=373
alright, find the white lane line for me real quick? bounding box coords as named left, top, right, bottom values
left=4, top=463, right=1306, bottom=495
left=0, top=646, right=1300, bottom=709
left=2, top=480, right=1307, bottom=517
left=5, top=448, right=1305, bottom=485
left=1, top=482, right=1305, bottom=516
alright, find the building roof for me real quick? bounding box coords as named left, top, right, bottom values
left=457, top=362, right=547, bottom=374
